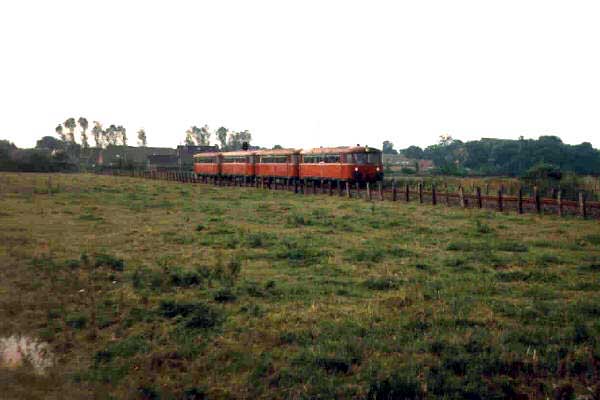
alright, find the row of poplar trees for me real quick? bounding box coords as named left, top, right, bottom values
left=55, top=118, right=147, bottom=149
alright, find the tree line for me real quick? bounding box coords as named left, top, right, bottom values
left=183, top=125, right=252, bottom=151
left=383, top=135, right=600, bottom=176
left=55, top=117, right=147, bottom=148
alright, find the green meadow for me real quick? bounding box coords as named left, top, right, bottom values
left=1, top=173, right=600, bottom=399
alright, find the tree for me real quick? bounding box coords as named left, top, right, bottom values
left=137, top=128, right=147, bottom=147
left=184, top=129, right=195, bottom=146
left=401, top=146, right=423, bottom=159
left=382, top=141, right=397, bottom=154
left=118, top=126, right=127, bottom=146
left=92, top=121, right=104, bottom=148
left=55, top=124, right=66, bottom=141
left=439, top=134, right=454, bottom=146
left=184, top=125, right=209, bottom=146
left=199, top=125, right=211, bottom=145
left=216, top=127, right=228, bottom=150
left=105, top=125, right=118, bottom=146
left=78, top=117, right=89, bottom=149
left=64, top=118, right=77, bottom=143
left=36, top=136, right=65, bottom=152
left=226, top=130, right=252, bottom=151
left=272, top=144, right=283, bottom=149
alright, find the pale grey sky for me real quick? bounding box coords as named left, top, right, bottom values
left=1, top=0, right=599, bottom=150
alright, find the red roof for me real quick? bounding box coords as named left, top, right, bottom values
left=301, top=146, right=381, bottom=155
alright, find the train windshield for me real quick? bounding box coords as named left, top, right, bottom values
left=348, top=152, right=381, bottom=164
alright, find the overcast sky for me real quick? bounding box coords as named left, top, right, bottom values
left=1, top=0, right=599, bottom=150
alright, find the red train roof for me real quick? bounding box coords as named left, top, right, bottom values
left=301, top=146, right=381, bottom=154
left=254, top=148, right=301, bottom=156
left=220, top=150, right=257, bottom=157
left=193, top=152, right=222, bottom=158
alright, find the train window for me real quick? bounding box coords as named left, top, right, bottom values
left=260, top=155, right=287, bottom=163
left=351, top=153, right=368, bottom=164
left=368, top=153, right=382, bottom=164
left=324, top=154, right=340, bottom=163
left=195, top=157, right=215, bottom=164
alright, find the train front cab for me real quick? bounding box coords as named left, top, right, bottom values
left=299, top=146, right=383, bottom=183
left=220, top=151, right=256, bottom=179
left=255, top=149, right=301, bottom=182
left=193, top=152, right=222, bottom=177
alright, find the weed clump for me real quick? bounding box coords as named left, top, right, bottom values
left=169, top=268, right=201, bottom=287
left=213, top=288, right=237, bottom=303
left=159, top=300, right=223, bottom=329
left=368, top=372, right=424, bottom=400
left=363, top=276, right=403, bottom=290
left=94, top=253, right=125, bottom=271
left=495, top=241, right=528, bottom=252
left=315, top=357, right=351, bottom=374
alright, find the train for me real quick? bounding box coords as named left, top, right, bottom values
left=193, top=145, right=383, bottom=184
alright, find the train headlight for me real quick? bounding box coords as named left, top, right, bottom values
left=354, top=167, right=358, bottom=172
left=376, top=167, right=380, bottom=172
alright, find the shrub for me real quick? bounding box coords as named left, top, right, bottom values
left=182, top=387, right=207, bottom=400
left=213, top=288, right=236, bottom=303
left=195, top=224, right=206, bottom=232
left=583, top=234, right=600, bottom=246
left=169, top=268, right=201, bottom=287
left=496, top=242, right=528, bottom=252
left=94, top=253, right=125, bottom=271
left=368, top=372, right=424, bottom=400
left=286, top=213, right=313, bottom=227
left=315, top=357, right=351, bottom=374
left=159, top=300, right=223, bottom=330
left=66, top=313, right=87, bottom=329
left=475, top=220, right=493, bottom=234
left=363, top=277, right=402, bottom=290
left=275, top=238, right=329, bottom=266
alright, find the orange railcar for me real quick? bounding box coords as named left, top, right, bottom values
left=221, top=151, right=256, bottom=177
left=300, top=146, right=383, bottom=182
left=255, top=149, right=301, bottom=179
left=193, top=152, right=222, bottom=176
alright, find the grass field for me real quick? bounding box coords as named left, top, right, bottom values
left=1, top=173, right=600, bottom=399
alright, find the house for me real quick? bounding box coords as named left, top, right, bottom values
left=147, top=154, right=180, bottom=171
left=176, top=145, right=218, bottom=171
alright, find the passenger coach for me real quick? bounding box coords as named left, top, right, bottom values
left=220, top=151, right=256, bottom=178
left=193, top=152, right=222, bottom=177
left=300, top=146, right=383, bottom=183
left=255, top=149, right=301, bottom=180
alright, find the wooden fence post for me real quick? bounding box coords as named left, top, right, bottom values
left=346, top=181, right=351, bottom=198
left=445, top=183, right=450, bottom=206
left=338, top=180, right=343, bottom=196
left=312, top=180, right=317, bottom=195
left=391, top=179, right=397, bottom=202
left=518, top=188, right=523, bottom=214
left=497, top=187, right=503, bottom=212
left=459, top=186, right=465, bottom=208
left=355, top=182, right=360, bottom=198
left=328, top=180, right=333, bottom=196
left=418, top=182, right=423, bottom=204
left=405, top=184, right=410, bottom=202
left=366, top=182, right=372, bottom=201
left=534, top=186, right=541, bottom=214
left=557, top=189, right=563, bottom=217
left=321, top=179, right=325, bottom=195
left=431, top=184, right=437, bottom=205
left=378, top=181, right=384, bottom=201
left=579, top=192, right=587, bottom=219
left=476, top=187, right=482, bottom=209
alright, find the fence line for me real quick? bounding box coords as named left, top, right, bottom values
left=95, top=169, right=600, bottom=220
